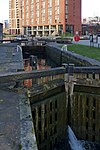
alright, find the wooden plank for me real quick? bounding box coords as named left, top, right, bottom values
left=0, top=67, right=66, bottom=84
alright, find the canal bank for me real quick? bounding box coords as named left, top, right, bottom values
left=0, top=43, right=100, bottom=150
left=0, top=43, right=38, bottom=150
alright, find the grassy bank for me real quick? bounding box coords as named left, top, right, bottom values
left=67, top=44, right=100, bottom=61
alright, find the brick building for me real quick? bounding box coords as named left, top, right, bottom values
left=22, top=0, right=81, bottom=36
left=9, top=0, right=22, bottom=34
left=9, top=0, right=81, bottom=36
left=67, top=0, right=82, bottom=35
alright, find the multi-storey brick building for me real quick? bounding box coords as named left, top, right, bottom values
left=22, top=0, right=81, bottom=36
left=67, top=0, right=82, bottom=35
left=9, top=0, right=81, bottom=36
left=9, top=0, right=22, bottom=34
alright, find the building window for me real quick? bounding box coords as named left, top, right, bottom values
left=31, top=0, right=34, bottom=3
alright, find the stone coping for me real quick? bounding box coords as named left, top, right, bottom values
left=47, top=44, right=100, bottom=66
left=19, top=89, right=38, bottom=150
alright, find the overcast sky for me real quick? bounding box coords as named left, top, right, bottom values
left=0, top=0, right=100, bottom=23
left=82, top=0, right=100, bottom=18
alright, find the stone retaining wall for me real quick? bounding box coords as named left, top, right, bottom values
left=45, top=45, right=100, bottom=66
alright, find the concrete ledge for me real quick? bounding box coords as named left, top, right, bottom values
left=19, top=91, right=38, bottom=150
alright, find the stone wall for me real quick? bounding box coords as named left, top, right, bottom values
left=22, top=45, right=46, bottom=59
left=45, top=45, right=100, bottom=66
left=71, top=84, right=100, bottom=143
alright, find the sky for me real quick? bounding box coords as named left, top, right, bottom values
left=0, top=0, right=9, bottom=22
left=0, top=0, right=100, bottom=23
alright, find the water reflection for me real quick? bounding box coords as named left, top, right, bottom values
left=24, top=58, right=51, bottom=87
left=37, top=59, right=51, bottom=70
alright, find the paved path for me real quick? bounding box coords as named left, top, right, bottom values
left=0, top=43, right=24, bottom=73
left=0, top=43, right=38, bottom=150
left=72, top=39, right=100, bottom=48
left=0, top=43, right=23, bottom=150
left=0, top=89, right=20, bottom=150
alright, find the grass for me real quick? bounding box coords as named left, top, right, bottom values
left=67, top=44, right=100, bottom=61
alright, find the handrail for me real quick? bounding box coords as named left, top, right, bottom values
left=0, top=65, right=100, bottom=84
left=74, top=66, right=100, bottom=74
left=0, top=67, right=66, bottom=84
